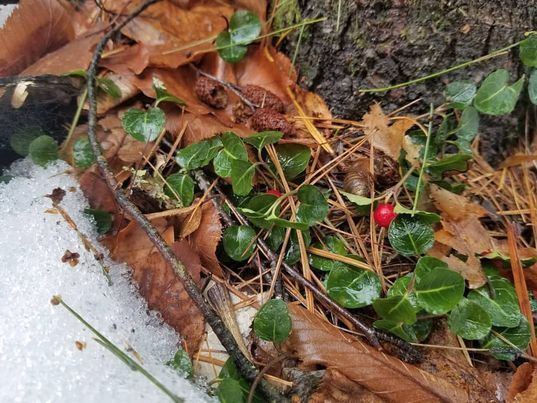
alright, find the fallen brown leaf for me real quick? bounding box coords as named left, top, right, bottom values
left=188, top=202, right=223, bottom=277
left=508, top=363, right=535, bottom=402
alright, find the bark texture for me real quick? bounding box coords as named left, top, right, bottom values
left=279, top=0, right=537, bottom=161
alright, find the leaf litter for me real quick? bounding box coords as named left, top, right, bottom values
left=3, top=0, right=537, bottom=401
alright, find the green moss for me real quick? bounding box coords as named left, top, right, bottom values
left=271, top=0, right=301, bottom=31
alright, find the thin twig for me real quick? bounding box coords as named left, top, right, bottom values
left=84, top=2, right=285, bottom=401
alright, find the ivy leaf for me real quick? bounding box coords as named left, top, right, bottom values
left=84, top=208, right=112, bottom=234
left=444, top=81, right=477, bottom=109
left=448, top=298, right=492, bottom=340
left=427, top=153, right=472, bottom=176
left=214, top=132, right=249, bottom=178
left=415, top=268, right=465, bottom=314
left=164, top=173, right=194, bottom=206
left=229, top=10, right=262, bottom=44
left=520, top=34, right=537, bottom=67
left=474, top=69, right=524, bottom=116
left=414, top=256, right=448, bottom=284
left=223, top=225, right=256, bottom=261
left=153, top=77, right=185, bottom=106
left=326, top=267, right=381, bottom=308
left=175, top=137, right=222, bottom=170
left=272, top=144, right=311, bottom=180
left=122, top=107, right=165, bottom=142
left=244, top=131, right=283, bottom=150
left=296, top=185, right=329, bottom=226
left=468, top=277, right=521, bottom=328
left=241, top=193, right=278, bottom=228
left=230, top=159, right=255, bottom=196
left=456, top=106, right=479, bottom=143
left=73, top=137, right=95, bottom=170
left=388, top=215, right=435, bottom=257
left=529, top=70, right=537, bottom=105
left=166, top=348, right=193, bottom=378
left=253, top=299, right=292, bottom=343
left=29, top=135, right=58, bottom=166
left=373, top=295, right=417, bottom=325
left=481, top=316, right=531, bottom=361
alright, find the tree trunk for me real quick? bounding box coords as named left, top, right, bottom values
left=277, top=0, right=537, bottom=162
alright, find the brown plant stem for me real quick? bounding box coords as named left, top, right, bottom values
left=84, top=1, right=286, bottom=401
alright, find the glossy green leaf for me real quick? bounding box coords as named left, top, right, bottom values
left=223, top=225, right=256, bottom=261
left=388, top=215, right=435, bottom=257
left=175, top=137, right=222, bottom=170
left=296, top=185, right=328, bottom=226
left=213, top=149, right=234, bottom=177
left=267, top=226, right=286, bottom=251
left=456, top=106, right=479, bottom=143
left=529, top=70, right=537, bottom=105
left=29, top=135, right=58, bottom=166
left=412, top=319, right=434, bottom=342
left=309, top=236, right=348, bottom=272
left=373, top=320, right=418, bottom=343
left=341, top=191, right=375, bottom=206
left=444, top=81, right=477, bottom=109
left=229, top=10, right=262, bottom=44
left=164, top=173, right=194, bottom=206
left=520, top=34, right=537, bottom=67
left=84, top=208, right=112, bottom=234
left=468, top=277, right=521, bottom=328
left=253, top=299, right=292, bottom=342
left=414, top=256, right=448, bottom=284
left=218, top=359, right=264, bottom=403
left=448, top=298, right=492, bottom=340
left=221, top=131, right=249, bottom=160
left=433, top=116, right=454, bottom=146
left=216, top=31, right=247, bottom=64
left=230, top=159, right=255, bottom=196
left=241, top=193, right=278, bottom=228
left=10, top=127, right=43, bottom=156
left=217, top=378, right=245, bottom=403
left=393, top=205, right=441, bottom=224
left=415, top=268, right=465, bottom=314
left=326, top=267, right=381, bottom=308
left=97, top=77, right=121, bottom=99
left=481, top=316, right=531, bottom=361
left=387, top=275, right=419, bottom=309
left=272, top=144, right=311, bottom=179
left=122, top=107, right=165, bottom=142
left=166, top=348, right=193, bottom=378
left=373, top=295, right=417, bottom=324
left=474, top=69, right=524, bottom=116
left=284, top=230, right=310, bottom=265
left=244, top=131, right=283, bottom=150
left=73, top=137, right=95, bottom=169
left=153, top=78, right=185, bottom=106
left=427, top=153, right=472, bottom=176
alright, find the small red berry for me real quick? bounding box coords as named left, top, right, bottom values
left=373, top=203, right=397, bottom=228
left=266, top=189, right=282, bottom=197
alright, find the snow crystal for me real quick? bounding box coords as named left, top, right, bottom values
left=0, top=160, right=212, bottom=403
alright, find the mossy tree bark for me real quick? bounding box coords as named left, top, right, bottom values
left=277, top=0, right=537, bottom=162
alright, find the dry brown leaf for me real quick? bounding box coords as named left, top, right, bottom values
left=103, top=219, right=205, bottom=352
left=188, top=202, right=223, bottom=277
left=361, top=104, right=414, bottom=160
left=500, top=154, right=537, bottom=168
left=284, top=304, right=469, bottom=402
left=96, top=72, right=140, bottom=115
left=101, top=44, right=151, bottom=75
left=0, top=0, right=75, bottom=76
left=508, top=363, right=535, bottom=402
left=440, top=254, right=487, bottom=289
left=430, top=185, right=488, bottom=221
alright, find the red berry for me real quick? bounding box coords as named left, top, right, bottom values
left=266, top=189, right=282, bottom=197
left=373, top=203, right=397, bottom=228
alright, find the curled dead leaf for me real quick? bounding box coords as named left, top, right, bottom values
left=188, top=202, right=223, bottom=277
left=508, top=363, right=536, bottom=403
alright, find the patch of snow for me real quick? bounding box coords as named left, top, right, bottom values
left=0, top=160, right=213, bottom=403
left=0, top=4, right=16, bottom=27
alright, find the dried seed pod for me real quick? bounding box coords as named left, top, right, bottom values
left=241, top=84, right=285, bottom=113
left=194, top=76, right=228, bottom=109
left=232, top=101, right=254, bottom=123
left=250, top=107, right=295, bottom=135
left=343, top=158, right=373, bottom=197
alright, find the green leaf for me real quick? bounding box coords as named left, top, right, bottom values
left=166, top=348, right=193, bottom=378
left=267, top=226, right=286, bottom=251
left=28, top=135, right=58, bottom=166
left=448, top=298, right=492, bottom=340
left=164, top=173, right=194, bottom=206
left=529, top=70, right=537, bottom=105
left=223, top=225, right=256, bottom=261
left=218, top=359, right=264, bottom=403
left=387, top=275, right=419, bottom=310
left=474, top=69, right=524, bottom=115
left=84, top=208, right=112, bottom=234
left=326, top=267, right=381, bottom=308
left=373, top=320, right=418, bottom=343
left=481, top=316, right=531, bottom=361
left=468, top=277, right=521, bottom=328
left=216, top=31, right=248, bottom=64
left=373, top=295, right=417, bottom=324
left=284, top=230, right=311, bottom=264
left=434, top=116, right=454, bottom=146
left=412, top=319, right=434, bottom=342
left=153, top=77, right=186, bottom=106
left=229, top=10, right=262, bottom=45
left=341, top=191, right=375, bottom=206
left=73, top=137, right=95, bottom=170
left=253, top=299, right=292, bottom=343
left=388, top=215, right=435, bottom=257
left=427, top=153, right=472, bottom=176
left=10, top=127, right=44, bottom=156
left=230, top=159, right=255, bottom=196
left=122, top=107, right=165, bottom=142
left=296, top=185, right=329, bottom=226
left=244, top=131, right=283, bottom=150
left=175, top=137, right=222, bottom=170
left=415, top=268, right=465, bottom=314
left=456, top=106, right=479, bottom=143
left=97, top=77, right=121, bottom=99
left=214, top=149, right=234, bottom=178
left=221, top=131, right=249, bottom=160
left=414, top=256, right=448, bottom=284
left=241, top=193, right=278, bottom=228
left=217, top=378, right=245, bottom=403
left=393, top=205, right=441, bottom=224
left=520, top=34, right=537, bottom=67
left=272, top=144, right=311, bottom=180
left=444, top=81, right=477, bottom=109
left=309, top=236, right=349, bottom=272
